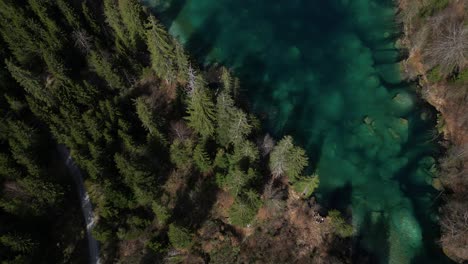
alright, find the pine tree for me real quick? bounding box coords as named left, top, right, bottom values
left=220, top=67, right=233, bottom=94
left=229, top=190, right=261, bottom=226
left=193, top=142, right=212, bottom=173
left=114, top=153, right=156, bottom=206
left=174, top=41, right=190, bottom=83
left=135, top=97, right=166, bottom=143
left=41, top=46, right=68, bottom=82
left=0, top=233, right=36, bottom=253
left=0, top=153, right=21, bottom=179
left=28, top=0, right=60, bottom=36
left=146, top=15, right=176, bottom=83
left=81, top=0, right=101, bottom=34
left=103, top=0, right=132, bottom=50
left=0, top=1, right=40, bottom=63
left=230, top=141, right=259, bottom=164
left=269, top=136, right=308, bottom=180
left=168, top=224, right=192, bottom=249
left=18, top=176, right=63, bottom=208
left=118, top=0, right=146, bottom=47
left=55, top=0, right=81, bottom=29
left=5, top=60, right=54, bottom=106
left=218, top=167, right=256, bottom=197
left=88, top=51, right=125, bottom=90
left=185, top=87, right=216, bottom=138
left=228, top=109, right=252, bottom=146
left=215, top=91, right=235, bottom=146
left=170, top=139, right=194, bottom=169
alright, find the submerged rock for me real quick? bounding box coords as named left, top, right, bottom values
left=364, top=116, right=373, bottom=125
left=432, top=178, right=443, bottom=191
left=288, top=46, right=301, bottom=60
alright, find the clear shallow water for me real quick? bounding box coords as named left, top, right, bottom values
left=142, top=0, right=453, bottom=263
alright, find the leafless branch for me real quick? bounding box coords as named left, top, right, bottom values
left=72, top=30, right=93, bottom=54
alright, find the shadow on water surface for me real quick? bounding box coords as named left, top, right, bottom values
left=184, top=15, right=221, bottom=64
left=140, top=0, right=187, bottom=27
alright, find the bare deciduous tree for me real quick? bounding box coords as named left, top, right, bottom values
left=425, top=21, right=468, bottom=75
left=72, top=30, right=93, bottom=54
left=440, top=198, right=468, bottom=261
left=259, top=134, right=275, bottom=157
left=170, top=120, right=192, bottom=140
left=187, top=64, right=197, bottom=96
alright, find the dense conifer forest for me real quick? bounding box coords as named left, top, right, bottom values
left=0, top=0, right=353, bottom=263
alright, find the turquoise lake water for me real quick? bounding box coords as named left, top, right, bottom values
left=142, top=0, right=453, bottom=263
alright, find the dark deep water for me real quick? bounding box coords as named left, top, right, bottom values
left=142, top=0, right=453, bottom=263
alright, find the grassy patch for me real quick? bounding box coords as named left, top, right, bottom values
left=168, top=224, right=193, bottom=249
left=427, top=66, right=444, bottom=83
left=419, top=0, right=450, bottom=18
left=454, top=68, right=468, bottom=84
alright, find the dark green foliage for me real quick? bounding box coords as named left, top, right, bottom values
left=170, top=139, right=194, bottom=169
left=229, top=190, right=262, bottom=226
left=292, top=175, right=320, bottom=199
left=5, top=60, right=54, bottom=106
left=135, top=97, right=166, bottom=143
left=103, top=0, right=132, bottom=51
left=209, top=243, right=240, bottom=264
left=217, top=167, right=257, bottom=197
left=419, top=0, right=450, bottom=17
left=146, top=15, right=176, bottom=83
left=117, top=0, right=146, bottom=47
left=0, top=1, right=40, bottom=63
left=0, top=153, right=21, bottom=179
left=185, top=88, right=216, bottom=138
left=152, top=201, right=170, bottom=225
left=427, top=66, right=444, bottom=83
left=88, top=51, right=125, bottom=90
left=81, top=1, right=101, bottom=34
left=454, top=68, right=468, bottom=84
left=146, top=240, right=167, bottom=255
left=28, top=0, right=60, bottom=36
left=56, top=0, right=81, bottom=29
left=0, top=0, right=313, bottom=262
left=329, top=210, right=354, bottom=238
left=0, top=233, right=37, bottom=253
left=168, top=224, right=193, bottom=249
left=215, top=91, right=236, bottom=146
left=193, top=142, right=212, bottom=173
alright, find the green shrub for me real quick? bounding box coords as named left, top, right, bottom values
left=210, top=243, right=240, bottom=264
left=328, top=210, right=354, bottom=238
left=169, top=139, right=193, bottom=169
left=92, top=226, right=112, bottom=242
left=146, top=240, right=167, bottom=254
left=427, top=66, right=444, bottom=83
left=168, top=224, right=192, bottom=249
left=152, top=202, right=170, bottom=225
